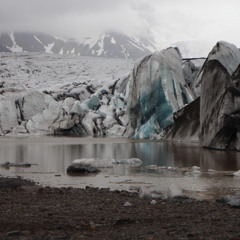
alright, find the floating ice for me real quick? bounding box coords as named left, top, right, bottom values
left=73, top=158, right=113, bottom=168
left=112, top=158, right=143, bottom=166
left=167, top=184, right=183, bottom=197
left=233, top=170, right=240, bottom=177
left=192, top=166, right=200, bottom=170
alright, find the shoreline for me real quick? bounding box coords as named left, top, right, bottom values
left=1, top=176, right=240, bottom=240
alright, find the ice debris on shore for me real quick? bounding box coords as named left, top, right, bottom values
left=73, top=158, right=143, bottom=168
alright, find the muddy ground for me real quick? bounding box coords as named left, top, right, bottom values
left=0, top=177, right=240, bottom=240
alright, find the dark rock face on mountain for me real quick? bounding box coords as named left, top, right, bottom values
left=127, top=48, right=195, bottom=139
left=166, top=97, right=200, bottom=142
left=0, top=32, right=154, bottom=60
left=0, top=44, right=10, bottom=52
left=199, top=41, right=240, bottom=150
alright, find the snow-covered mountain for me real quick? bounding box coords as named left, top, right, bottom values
left=0, top=32, right=155, bottom=60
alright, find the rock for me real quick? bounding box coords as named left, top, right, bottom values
left=199, top=41, right=240, bottom=150
left=127, top=48, right=195, bottom=139
left=0, top=162, right=32, bottom=168
left=150, top=200, right=157, bottom=205
left=66, top=163, right=100, bottom=174
left=217, top=193, right=240, bottom=208
left=171, top=195, right=193, bottom=203
left=123, top=201, right=132, bottom=207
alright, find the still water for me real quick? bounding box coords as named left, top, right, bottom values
left=1, top=136, right=240, bottom=200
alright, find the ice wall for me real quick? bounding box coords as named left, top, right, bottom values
left=199, top=41, right=240, bottom=150
left=127, top=47, right=195, bottom=139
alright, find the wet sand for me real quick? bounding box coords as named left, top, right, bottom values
left=0, top=177, right=240, bottom=240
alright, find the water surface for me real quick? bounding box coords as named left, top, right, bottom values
left=1, top=136, right=240, bottom=200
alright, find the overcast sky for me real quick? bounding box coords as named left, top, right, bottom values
left=0, top=0, right=240, bottom=48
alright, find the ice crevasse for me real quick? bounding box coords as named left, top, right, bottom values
left=127, top=47, right=195, bottom=139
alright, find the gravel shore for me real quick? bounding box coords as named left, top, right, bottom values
left=0, top=177, right=240, bottom=240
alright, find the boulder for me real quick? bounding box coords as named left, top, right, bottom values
left=199, top=41, right=240, bottom=150
left=217, top=193, right=240, bottom=208
left=66, top=163, right=100, bottom=174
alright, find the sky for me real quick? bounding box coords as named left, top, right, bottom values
left=0, top=0, right=240, bottom=48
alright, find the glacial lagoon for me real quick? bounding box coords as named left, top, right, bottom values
left=1, top=136, right=240, bottom=200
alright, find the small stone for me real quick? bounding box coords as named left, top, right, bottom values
left=7, top=230, right=20, bottom=236
left=150, top=200, right=157, bottom=205
left=123, top=202, right=132, bottom=207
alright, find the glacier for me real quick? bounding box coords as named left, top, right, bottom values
left=127, top=47, right=195, bottom=139
left=0, top=54, right=132, bottom=137
left=199, top=41, right=240, bottom=150
left=2, top=41, right=240, bottom=152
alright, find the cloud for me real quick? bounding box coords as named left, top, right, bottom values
left=0, top=0, right=240, bottom=47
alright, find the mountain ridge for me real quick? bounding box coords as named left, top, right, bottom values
left=0, top=31, right=155, bottom=60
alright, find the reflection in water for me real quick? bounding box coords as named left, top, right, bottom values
left=1, top=136, right=240, bottom=200
left=1, top=138, right=240, bottom=173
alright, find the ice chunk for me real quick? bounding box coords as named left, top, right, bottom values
left=233, top=170, right=240, bottom=176
left=167, top=184, right=183, bottom=197
left=73, top=158, right=113, bottom=168
left=127, top=48, right=195, bottom=139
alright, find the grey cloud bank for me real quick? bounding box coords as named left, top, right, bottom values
left=0, top=0, right=240, bottom=47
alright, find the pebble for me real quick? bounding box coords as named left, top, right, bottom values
left=123, top=202, right=132, bottom=207
left=150, top=200, right=157, bottom=205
